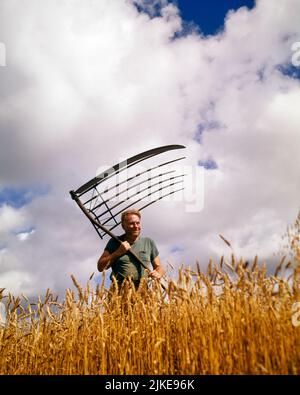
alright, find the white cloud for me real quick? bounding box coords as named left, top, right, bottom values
left=0, top=270, right=33, bottom=296
left=17, top=228, right=35, bottom=242
left=0, top=204, right=28, bottom=238
left=0, top=0, right=299, bottom=297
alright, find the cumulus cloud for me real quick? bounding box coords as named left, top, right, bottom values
left=0, top=204, right=28, bottom=238
left=17, top=229, right=35, bottom=242
left=0, top=0, right=299, bottom=297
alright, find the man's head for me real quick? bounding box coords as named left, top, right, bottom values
left=121, top=209, right=141, bottom=240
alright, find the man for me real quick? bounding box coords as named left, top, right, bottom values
left=97, top=209, right=164, bottom=288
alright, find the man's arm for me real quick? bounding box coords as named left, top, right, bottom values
left=149, top=255, right=165, bottom=279
left=97, top=241, right=131, bottom=272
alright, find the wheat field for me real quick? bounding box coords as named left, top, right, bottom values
left=0, top=254, right=300, bottom=375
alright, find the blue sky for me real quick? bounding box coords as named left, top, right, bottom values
left=177, top=0, right=300, bottom=80
left=177, top=0, right=255, bottom=35
left=0, top=185, right=49, bottom=208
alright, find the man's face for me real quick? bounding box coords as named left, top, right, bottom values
left=122, top=214, right=141, bottom=237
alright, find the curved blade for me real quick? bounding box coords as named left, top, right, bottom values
left=83, top=156, right=186, bottom=206
left=75, top=144, right=185, bottom=195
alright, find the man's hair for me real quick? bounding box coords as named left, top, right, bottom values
left=121, top=209, right=141, bottom=224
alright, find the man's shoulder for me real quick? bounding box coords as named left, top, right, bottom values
left=139, top=236, right=157, bottom=247
left=140, top=236, right=154, bottom=242
left=105, top=235, right=125, bottom=251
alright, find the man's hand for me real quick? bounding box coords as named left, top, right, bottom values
left=149, top=256, right=165, bottom=280
left=149, top=269, right=163, bottom=279
left=115, top=241, right=131, bottom=257
left=97, top=241, right=131, bottom=272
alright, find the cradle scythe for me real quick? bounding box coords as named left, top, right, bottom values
left=69, top=144, right=186, bottom=284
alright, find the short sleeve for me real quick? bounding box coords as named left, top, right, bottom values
left=104, top=238, right=119, bottom=254
left=149, top=238, right=159, bottom=261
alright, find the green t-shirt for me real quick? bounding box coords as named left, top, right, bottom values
left=105, top=235, right=159, bottom=283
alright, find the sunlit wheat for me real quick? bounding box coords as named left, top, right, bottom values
left=0, top=254, right=299, bottom=375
